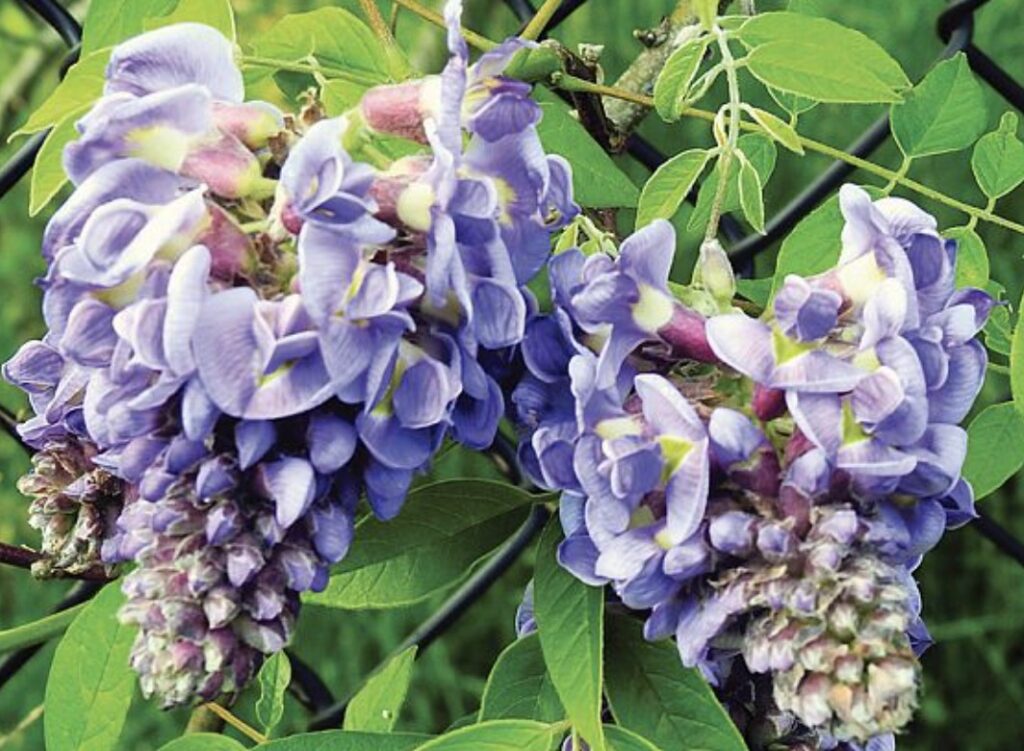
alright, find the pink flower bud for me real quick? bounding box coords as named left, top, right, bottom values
left=658, top=304, right=718, bottom=363
left=181, top=132, right=266, bottom=199
left=197, top=204, right=253, bottom=280
left=212, top=102, right=283, bottom=149
left=753, top=383, right=786, bottom=421
left=360, top=80, right=434, bottom=143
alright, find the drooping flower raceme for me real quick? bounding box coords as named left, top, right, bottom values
left=510, top=187, right=991, bottom=748
left=4, top=2, right=576, bottom=707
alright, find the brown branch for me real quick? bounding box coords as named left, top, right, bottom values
left=0, top=541, right=112, bottom=581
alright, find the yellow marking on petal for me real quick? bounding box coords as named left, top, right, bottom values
left=654, top=528, right=676, bottom=550
left=490, top=176, right=516, bottom=225
left=155, top=212, right=212, bottom=264
left=126, top=126, right=191, bottom=172
left=841, top=400, right=870, bottom=445
left=94, top=273, right=146, bottom=309
left=595, top=416, right=642, bottom=440
left=259, top=360, right=294, bottom=387
left=629, top=505, right=656, bottom=531
left=657, top=435, right=693, bottom=483
left=343, top=260, right=370, bottom=306
left=397, top=182, right=435, bottom=232
left=852, top=347, right=881, bottom=372
left=836, top=252, right=888, bottom=306
left=771, top=326, right=814, bottom=364
left=632, top=284, right=674, bottom=333
left=370, top=345, right=416, bottom=418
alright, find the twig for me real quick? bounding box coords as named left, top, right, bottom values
left=202, top=703, right=267, bottom=745
left=185, top=704, right=225, bottom=735
left=358, top=0, right=395, bottom=46
left=0, top=541, right=111, bottom=581
left=601, top=0, right=717, bottom=137
left=521, top=0, right=563, bottom=41
left=390, top=0, right=496, bottom=51
left=0, top=704, right=44, bottom=749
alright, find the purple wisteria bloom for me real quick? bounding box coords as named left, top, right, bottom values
left=554, top=220, right=718, bottom=389
left=5, top=1, right=577, bottom=710
left=508, top=182, right=992, bottom=746
left=65, top=23, right=278, bottom=199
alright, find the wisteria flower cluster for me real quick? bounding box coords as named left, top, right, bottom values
left=513, top=185, right=991, bottom=748
left=4, top=2, right=575, bottom=707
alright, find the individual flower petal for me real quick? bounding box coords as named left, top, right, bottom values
left=258, top=457, right=316, bottom=528
left=105, top=23, right=244, bottom=102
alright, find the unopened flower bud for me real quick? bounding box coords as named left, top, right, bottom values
left=697, top=239, right=736, bottom=305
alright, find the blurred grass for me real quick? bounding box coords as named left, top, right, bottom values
left=1, top=0, right=1023, bottom=748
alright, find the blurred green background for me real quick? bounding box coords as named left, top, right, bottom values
left=1, top=0, right=1022, bottom=748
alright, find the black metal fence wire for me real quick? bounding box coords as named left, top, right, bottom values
left=1, top=0, right=1023, bottom=731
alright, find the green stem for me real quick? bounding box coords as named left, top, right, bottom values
left=239, top=56, right=381, bottom=87
left=987, top=361, right=1010, bottom=376
left=203, top=703, right=267, bottom=745
left=390, top=0, right=496, bottom=51
left=561, top=78, right=1024, bottom=236
left=0, top=603, right=85, bottom=654
left=704, top=26, right=741, bottom=243
left=883, top=155, right=912, bottom=195
left=520, top=0, right=562, bottom=41
left=968, top=195, right=997, bottom=231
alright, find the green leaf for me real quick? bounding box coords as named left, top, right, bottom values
left=81, top=0, right=177, bottom=54
left=985, top=281, right=1012, bottom=356
left=146, top=0, right=236, bottom=40
left=767, top=87, right=817, bottom=118
left=255, top=732, right=432, bottom=751
left=305, top=480, right=537, bottom=609
left=636, top=149, right=711, bottom=229
left=948, top=226, right=989, bottom=289
left=479, top=634, right=565, bottom=723
left=746, top=41, right=904, bottom=103
left=322, top=80, right=371, bottom=117
left=735, top=277, right=773, bottom=308
left=739, top=12, right=909, bottom=99
left=158, top=734, right=248, bottom=751
left=737, top=156, right=765, bottom=233
left=653, top=37, right=712, bottom=122
left=694, top=0, right=718, bottom=30
left=745, top=107, right=804, bottom=154
left=963, top=402, right=1024, bottom=500
left=688, top=133, right=776, bottom=233
left=972, top=112, right=1024, bottom=200
left=534, top=518, right=605, bottom=751
left=891, top=54, right=987, bottom=158
left=345, top=647, right=418, bottom=733
left=1010, top=286, right=1024, bottom=418
left=771, top=194, right=843, bottom=293
left=603, top=726, right=661, bottom=751
left=256, top=651, right=292, bottom=736
left=44, top=582, right=137, bottom=751
left=249, top=8, right=399, bottom=87
left=604, top=615, right=745, bottom=751
left=29, top=113, right=81, bottom=216
left=13, top=50, right=109, bottom=137
left=537, top=99, right=639, bottom=208
left=412, top=720, right=561, bottom=751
